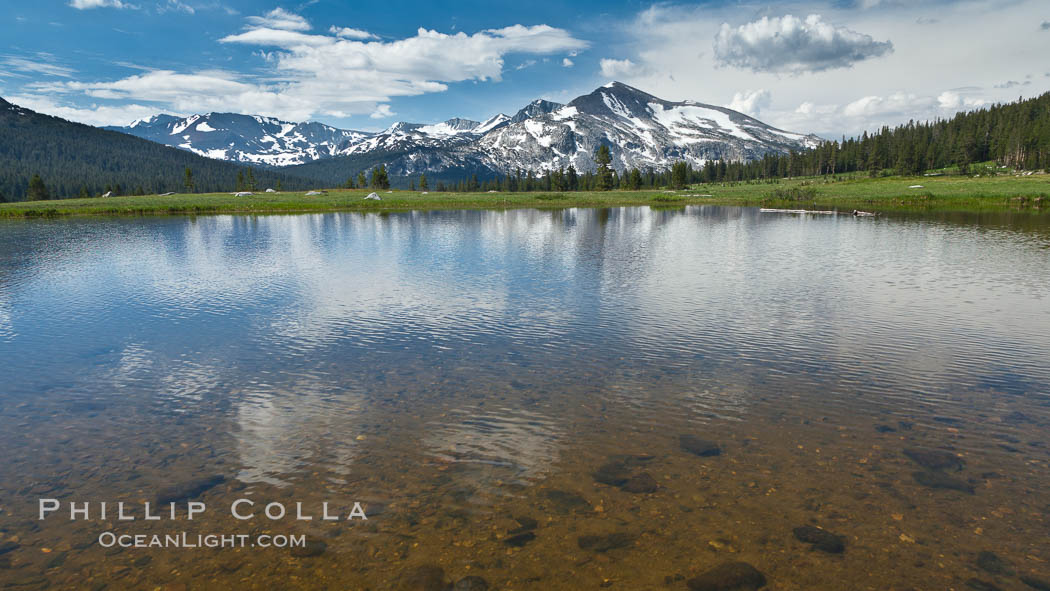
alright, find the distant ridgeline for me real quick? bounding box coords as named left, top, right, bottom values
left=1, top=91, right=1048, bottom=201
left=0, top=97, right=322, bottom=202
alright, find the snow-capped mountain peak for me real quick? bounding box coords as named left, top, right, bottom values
left=108, top=112, right=373, bottom=167
left=475, top=113, right=511, bottom=134
left=509, top=99, right=563, bottom=123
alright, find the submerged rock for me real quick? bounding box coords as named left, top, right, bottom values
left=793, top=525, right=846, bottom=553
left=0, top=541, right=18, bottom=556
left=544, top=489, right=589, bottom=513
left=577, top=533, right=636, bottom=553
left=154, top=474, right=226, bottom=504
left=503, top=532, right=535, bottom=547
left=290, top=540, right=327, bottom=558
left=680, top=435, right=721, bottom=457
left=976, top=550, right=1012, bottom=575
left=1021, top=575, right=1050, bottom=590
left=686, top=561, right=767, bottom=591
left=912, top=471, right=975, bottom=494
left=509, top=516, right=538, bottom=533
left=453, top=576, right=490, bottom=591
left=593, top=461, right=632, bottom=486
left=397, top=565, right=446, bottom=591
left=622, top=472, right=659, bottom=494
left=903, top=448, right=965, bottom=471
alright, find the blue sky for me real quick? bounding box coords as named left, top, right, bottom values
left=2, top=0, right=1049, bottom=137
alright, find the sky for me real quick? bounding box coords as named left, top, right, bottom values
left=1, top=0, right=1048, bottom=138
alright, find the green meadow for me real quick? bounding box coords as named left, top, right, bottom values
left=2, top=172, right=1047, bottom=218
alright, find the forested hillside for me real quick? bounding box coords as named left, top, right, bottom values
left=700, top=91, right=1050, bottom=182
left=0, top=97, right=322, bottom=202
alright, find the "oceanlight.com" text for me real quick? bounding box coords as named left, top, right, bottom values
left=97, top=532, right=307, bottom=549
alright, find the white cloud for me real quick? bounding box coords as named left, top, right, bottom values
left=6, top=94, right=165, bottom=127
left=843, top=92, right=928, bottom=117
left=562, top=58, right=574, bottom=68
left=38, top=11, right=588, bottom=124
left=725, top=89, right=771, bottom=116
left=936, top=91, right=986, bottom=110
left=160, top=0, right=194, bottom=14
left=599, top=58, right=646, bottom=78
left=369, top=104, right=394, bottom=119
left=329, top=26, right=377, bottom=40
left=714, top=14, right=893, bottom=74
left=246, top=7, right=310, bottom=31
left=1, top=55, right=75, bottom=78
left=68, top=0, right=135, bottom=8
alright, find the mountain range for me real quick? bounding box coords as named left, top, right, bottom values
left=108, top=82, right=821, bottom=182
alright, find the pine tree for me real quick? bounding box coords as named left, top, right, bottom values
left=670, top=162, right=689, bottom=189
left=346, top=176, right=356, bottom=189
left=627, top=168, right=642, bottom=190
left=78, top=185, right=89, bottom=199
left=247, top=169, right=256, bottom=191
left=27, top=174, right=49, bottom=201
left=419, top=173, right=428, bottom=191
left=236, top=170, right=245, bottom=191
left=594, top=145, right=613, bottom=191
left=566, top=165, right=579, bottom=191
left=184, top=167, right=195, bottom=193
left=370, top=165, right=389, bottom=190
left=357, top=172, right=367, bottom=188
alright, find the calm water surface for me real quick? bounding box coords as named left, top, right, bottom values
left=1, top=206, right=1048, bottom=590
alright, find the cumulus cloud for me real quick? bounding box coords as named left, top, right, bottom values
left=369, top=104, right=394, bottom=119
left=713, top=14, right=893, bottom=74
left=599, top=58, right=647, bottom=78
left=562, top=57, right=574, bottom=67
left=937, top=91, right=986, bottom=110
left=725, top=89, right=771, bottom=116
left=68, top=0, right=135, bottom=8
left=41, top=10, right=588, bottom=123
left=329, top=26, right=377, bottom=40
left=246, top=7, right=310, bottom=31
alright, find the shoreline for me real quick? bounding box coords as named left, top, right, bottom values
left=2, top=174, right=1047, bottom=218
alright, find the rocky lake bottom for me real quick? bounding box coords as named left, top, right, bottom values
left=1, top=207, right=1048, bottom=589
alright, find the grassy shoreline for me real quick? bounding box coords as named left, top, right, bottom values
left=2, top=173, right=1047, bottom=218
